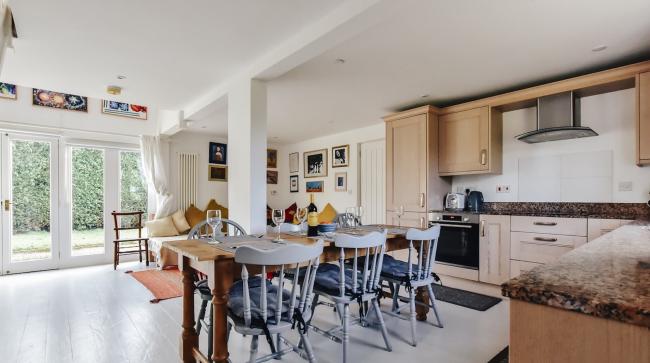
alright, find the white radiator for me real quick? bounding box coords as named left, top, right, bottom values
left=178, top=152, right=198, bottom=211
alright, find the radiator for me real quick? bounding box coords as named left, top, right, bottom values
left=178, top=152, right=198, bottom=211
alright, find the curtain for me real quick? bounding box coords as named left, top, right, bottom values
left=140, top=135, right=175, bottom=218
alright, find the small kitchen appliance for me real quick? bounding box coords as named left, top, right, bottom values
left=444, top=193, right=466, bottom=212
left=467, top=191, right=484, bottom=213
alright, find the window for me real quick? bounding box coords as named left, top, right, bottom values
left=70, top=147, right=105, bottom=256
left=119, top=151, right=148, bottom=239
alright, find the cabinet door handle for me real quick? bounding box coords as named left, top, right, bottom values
left=480, top=220, right=486, bottom=237
left=419, top=193, right=425, bottom=208
left=420, top=217, right=425, bottom=228
left=533, top=236, right=558, bottom=242
left=533, top=221, right=557, bottom=226
left=480, top=149, right=487, bottom=165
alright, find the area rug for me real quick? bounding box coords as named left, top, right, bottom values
left=488, top=347, right=509, bottom=363
left=127, top=267, right=183, bottom=303
left=432, top=284, right=501, bottom=311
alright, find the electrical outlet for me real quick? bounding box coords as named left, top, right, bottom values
left=618, top=181, right=633, bottom=192
left=504, top=185, right=511, bottom=193
left=496, top=185, right=503, bottom=193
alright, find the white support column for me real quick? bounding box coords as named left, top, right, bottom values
left=227, top=78, right=267, bottom=234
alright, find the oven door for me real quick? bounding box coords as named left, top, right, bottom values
left=432, top=222, right=479, bottom=269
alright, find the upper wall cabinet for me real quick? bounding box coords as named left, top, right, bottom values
left=438, top=106, right=502, bottom=176
left=638, top=71, right=650, bottom=165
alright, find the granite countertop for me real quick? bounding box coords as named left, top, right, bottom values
left=502, top=220, right=650, bottom=328
left=480, top=202, right=650, bottom=220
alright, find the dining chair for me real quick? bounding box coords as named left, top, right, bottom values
left=381, top=225, right=443, bottom=346
left=190, top=219, right=248, bottom=361
left=309, top=231, right=391, bottom=363
left=230, top=240, right=324, bottom=363
left=110, top=211, right=149, bottom=270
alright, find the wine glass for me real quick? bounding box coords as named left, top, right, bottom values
left=206, top=210, right=222, bottom=243
left=272, top=209, right=285, bottom=242
left=345, top=207, right=357, bottom=227
left=356, top=206, right=364, bottom=226
left=297, top=208, right=308, bottom=234
left=396, top=205, right=404, bottom=227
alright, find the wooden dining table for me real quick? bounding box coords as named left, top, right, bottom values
left=164, top=225, right=430, bottom=363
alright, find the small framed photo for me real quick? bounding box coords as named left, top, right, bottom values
left=304, top=149, right=327, bottom=178
left=335, top=172, right=347, bottom=192
left=101, top=100, right=148, bottom=120
left=267, top=149, right=278, bottom=168
left=289, top=152, right=299, bottom=173
left=209, top=142, right=227, bottom=165
left=208, top=165, right=227, bottom=181
left=306, top=180, right=324, bottom=193
left=0, top=83, right=17, bottom=100
left=289, top=175, right=299, bottom=193
left=332, top=145, right=349, bottom=168
left=267, top=170, right=278, bottom=184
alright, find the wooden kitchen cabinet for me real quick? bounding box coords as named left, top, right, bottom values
left=637, top=71, right=650, bottom=165
left=438, top=106, right=502, bottom=176
left=386, top=210, right=427, bottom=262
left=479, top=215, right=511, bottom=285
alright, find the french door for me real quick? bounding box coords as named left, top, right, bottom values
left=0, top=133, right=60, bottom=274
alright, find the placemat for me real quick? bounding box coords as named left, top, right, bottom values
left=212, top=236, right=298, bottom=254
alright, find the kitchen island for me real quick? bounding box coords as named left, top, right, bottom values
left=502, top=221, right=650, bottom=362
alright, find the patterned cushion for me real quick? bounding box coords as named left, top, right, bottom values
left=284, top=202, right=297, bottom=223
left=227, top=277, right=292, bottom=325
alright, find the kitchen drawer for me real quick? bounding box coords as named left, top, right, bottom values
left=511, top=232, right=585, bottom=264
left=511, top=216, right=587, bottom=236
left=510, top=260, right=543, bottom=279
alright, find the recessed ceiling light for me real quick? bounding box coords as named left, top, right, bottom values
left=201, top=126, right=207, bottom=129
left=335, top=58, right=346, bottom=64
left=591, top=45, right=607, bottom=52
left=106, top=85, right=121, bottom=95
left=421, top=94, right=430, bottom=98
left=116, top=75, right=127, bottom=80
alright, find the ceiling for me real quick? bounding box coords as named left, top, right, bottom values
left=187, top=0, right=650, bottom=143
left=0, top=0, right=344, bottom=108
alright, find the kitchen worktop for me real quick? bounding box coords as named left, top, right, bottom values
left=502, top=220, right=650, bottom=328
left=480, top=202, right=650, bottom=220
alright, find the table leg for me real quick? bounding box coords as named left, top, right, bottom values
left=210, top=259, right=234, bottom=363
left=415, top=288, right=430, bottom=321
left=180, top=256, right=198, bottom=363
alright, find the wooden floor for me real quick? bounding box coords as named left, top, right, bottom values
left=0, top=263, right=509, bottom=363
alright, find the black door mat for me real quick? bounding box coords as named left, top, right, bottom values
left=488, top=346, right=509, bottom=363
left=432, top=284, right=502, bottom=311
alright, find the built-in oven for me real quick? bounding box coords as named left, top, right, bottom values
left=428, top=211, right=480, bottom=270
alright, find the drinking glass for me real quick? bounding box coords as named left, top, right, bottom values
left=345, top=207, right=357, bottom=227
left=206, top=209, right=222, bottom=243
left=356, top=206, right=364, bottom=226
left=272, top=209, right=285, bottom=241
left=297, top=208, right=308, bottom=234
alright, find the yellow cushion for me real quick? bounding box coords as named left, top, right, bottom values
left=171, top=209, right=191, bottom=233
left=318, top=203, right=337, bottom=224
left=205, top=199, right=228, bottom=219
left=145, top=216, right=179, bottom=237
left=184, top=204, right=205, bottom=228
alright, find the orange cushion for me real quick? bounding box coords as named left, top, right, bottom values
left=318, top=203, right=337, bottom=224
left=184, top=204, right=205, bottom=228
left=205, top=199, right=228, bottom=220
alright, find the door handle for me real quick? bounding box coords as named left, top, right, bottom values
left=419, top=193, right=425, bottom=208
left=3, top=200, right=11, bottom=211
left=480, top=149, right=487, bottom=165
left=480, top=220, right=486, bottom=237
left=533, top=221, right=557, bottom=226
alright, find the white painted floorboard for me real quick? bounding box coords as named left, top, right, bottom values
left=0, top=263, right=509, bottom=363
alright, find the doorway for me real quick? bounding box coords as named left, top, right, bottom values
left=358, top=139, right=385, bottom=225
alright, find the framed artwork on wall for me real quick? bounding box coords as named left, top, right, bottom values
left=267, top=149, right=277, bottom=168
left=304, top=149, right=327, bottom=178
left=335, top=172, right=347, bottom=192
left=306, top=180, right=324, bottom=193
left=101, top=100, right=148, bottom=120
left=267, top=170, right=278, bottom=184
left=33, top=88, right=88, bottom=112
left=209, top=142, right=227, bottom=164
left=289, top=175, right=299, bottom=193
left=289, top=152, right=299, bottom=173
left=0, top=83, right=17, bottom=100
left=332, top=144, right=349, bottom=168
left=208, top=165, right=227, bottom=181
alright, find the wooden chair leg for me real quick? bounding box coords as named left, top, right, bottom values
left=113, top=243, right=118, bottom=270
left=145, top=240, right=150, bottom=266
left=138, top=241, right=143, bottom=263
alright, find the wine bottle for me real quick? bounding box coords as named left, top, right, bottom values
left=307, top=194, right=319, bottom=237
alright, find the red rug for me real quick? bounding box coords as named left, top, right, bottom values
left=127, top=267, right=183, bottom=303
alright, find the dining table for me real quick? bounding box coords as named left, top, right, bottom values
left=164, top=225, right=430, bottom=363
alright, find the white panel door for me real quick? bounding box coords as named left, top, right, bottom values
left=359, top=139, right=385, bottom=225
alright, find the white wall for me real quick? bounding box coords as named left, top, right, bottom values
left=453, top=88, right=650, bottom=203
left=168, top=130, right=229, bottom=209
left=267, top=123, right=385, bottom=212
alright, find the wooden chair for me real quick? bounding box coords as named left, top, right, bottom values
left=111, top=211, right=149, bottom=270
left=309, top=231, right=392, bottom=363
left=381, top=225, right=443, bottom=346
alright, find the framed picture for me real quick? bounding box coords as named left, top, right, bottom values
left=332, top=145, right=349, bottom=168
left=33, top=88, right=88, bottom=112
left=289, top=152, right=299, bottom=173
left=304, top=149, right=327, bottom=178
left=306, top=180, right=324, bottom=193
left=101, top=100, right=148, bottom=120
left=0, top=83, right=17, bottom=100
left=267, top=149, right=277, bottom=168
left=267, top=170, right=278, bottom=184
left=335, top=172, right=347, bottom=192
left=209, top=142, right=227, bottom=164
left=208, top=165, right=227, bottom=181
left=289, top=175, right=299, bottom=193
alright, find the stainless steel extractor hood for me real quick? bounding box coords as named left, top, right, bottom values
left=516, top=91, right=598, bottom=143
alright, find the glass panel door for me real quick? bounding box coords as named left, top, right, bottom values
left=70, top=147, right=105, bottom=256
left=1, top=134, right=60, bottom=274
left=119, top=151, right=148, bottom=240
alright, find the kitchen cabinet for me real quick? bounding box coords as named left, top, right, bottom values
left=479, top=215, right=511, bottom=285
left=438, top=106, right=502, bottom=176
left=386, top=211, right=427, bottom=262
left=637, top=71, right=650, bottom=165
left=384, top=106, right=451, bottom=215
left=587, top=218, right=634, bottom=241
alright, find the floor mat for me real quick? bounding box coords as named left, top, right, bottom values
left=127, top=267, right=183, bottom=303
left=432, top=284, right=501, bottom=311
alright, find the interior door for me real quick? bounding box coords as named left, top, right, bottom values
left=1, top=133, right=60, bottom=274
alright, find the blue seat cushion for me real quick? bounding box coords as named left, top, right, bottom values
left=380, top=255, right=425, bottom=281
left=227, top=277, right=292, bottom=325
left=313, top=263, right=365, bottom=296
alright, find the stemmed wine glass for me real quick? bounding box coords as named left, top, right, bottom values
left=396, top=205, right=404, bottom=227
left=206, top=210, right=222, bottom=243
left=345, top=207, right=357, bottom=227
left=356, top=206, right=364, bottom=226
left=272, top=209, right=285, bottom=242
left=297, top=208, right=308, bottom=234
